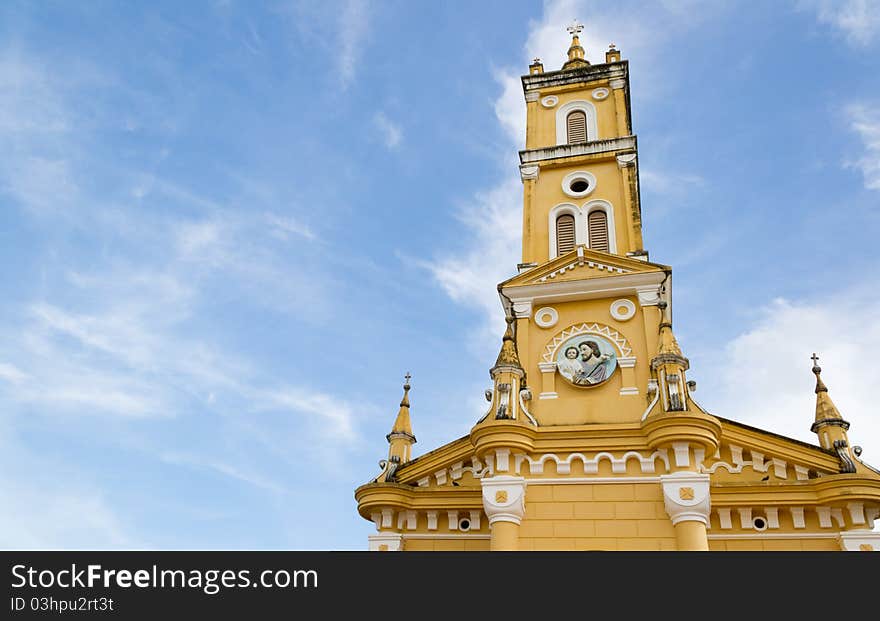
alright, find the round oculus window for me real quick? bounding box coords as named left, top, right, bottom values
left=562, top=171, right=596, bottom=198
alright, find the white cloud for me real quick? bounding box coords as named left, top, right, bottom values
left=0, top=363, right=28, bottom=384
left=2, top=156, right=78, bottom=214
left=800, top=0, right=880, bottom=47
left=846, top=103, right=880, bottom=190
left=265, top=211, right=316, bottom=240
left=338, top=0, right=371, bottom=89
left=426, top=176, right=522, bottom=354
left=697, top=288, right=880, bottom=455
left=373, top=111, right=403, bottom=150
left=639, top=169, right=706, bottom=195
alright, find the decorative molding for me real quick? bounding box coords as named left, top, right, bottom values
left=538, top=362, right=557, bottom=373
left=520, top=136, right=637, bottom=166
left=635, top=285, right=661, bottom=306
left=524, top=91, right=540, bottom=103
left=542, top=322, right=633, bottom=362
left=447, top=510, right=459, bottom=530
left=514, top=449, right=669, bottom=476
left=481, top=475, right=527, bottom=525
left=839, top=530, right=880, bottom=551
left=402, top=533, right=491, bottom=540
left=616, top=153, right=637, bottom=167
left=609, top=78, right=626, bottom=90
left=368, top=533, right=403, bottom=552
left=660, top=472, right=711, bottom=526
left=791, top=507, right=806, bottom=529
left=591, top=87, right=610, bottom=100
left=555, top=99, right=599, bottom=145
left=610, top=298, right=636, bottom=321
left=617, top=356, right=636, bottom=368
left=717, top=508, right=732, bottom=529
left=539, top=255, right=628, bottom=279
left=527, top=476, right=661, bottom=484
left=708, top=533, right=838, bottom=540
left=561, top=170, right=597, bottom=199
left=538, top=392, right=558, bottom=400
left=534, top=307, right=559, bottom=328
left=426, top=511, right=438, bottom=531
left=519, top=164, right=539, bottom=181
left=512, top=300, right=532, bottom=318
left=540, top=95, right=558, bottom=108
left=619, top=387, right=639, bottom=395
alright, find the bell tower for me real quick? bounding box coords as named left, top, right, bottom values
left=501, top=23, right=687, bottom=427
left=519, top=21, right=644, bottom=268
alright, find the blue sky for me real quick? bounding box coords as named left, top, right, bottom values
left=1, top=0, right=878, bottom=549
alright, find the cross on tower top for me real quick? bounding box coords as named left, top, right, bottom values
left=404, top=372, right=411, bottom=386
left=567, top=20, right=584, bottom=36
left=811, top=353, right=822, bottom=374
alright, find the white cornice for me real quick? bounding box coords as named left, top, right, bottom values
left=503, top=270, right=666, bottom=306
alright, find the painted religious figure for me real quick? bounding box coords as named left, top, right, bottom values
left=555, top=334, right=617, bottom=387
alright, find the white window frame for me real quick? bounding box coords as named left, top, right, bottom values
left=556, top=100, right=599, bottom=145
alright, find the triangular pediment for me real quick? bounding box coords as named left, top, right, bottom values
left=502, top=246, right=668, bottom=289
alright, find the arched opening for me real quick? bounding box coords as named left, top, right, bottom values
left=587, top=210, right=609, bottom=252
left=566, top=110, right=587, bottom=143
left=556, top=213, right=576, bottom=255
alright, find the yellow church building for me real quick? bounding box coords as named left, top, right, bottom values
left=354, top=24, right=880, bottom=551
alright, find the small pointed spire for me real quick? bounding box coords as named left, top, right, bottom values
left=493, top=316, right=522, bottom=370
left=390, top=373, right=414, bottom=436
left=562, top=19, right=590, bottom=70
left=810, top=354, right=845, bottom=426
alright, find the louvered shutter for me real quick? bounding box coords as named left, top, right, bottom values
left=566, top=111, right=587, bottom=144
left=556, top=214, right=576, bottom=255
left=588, top=210, right=609, bottom=252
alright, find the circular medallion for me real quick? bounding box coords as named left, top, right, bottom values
left=592, top=88, right=610, bottom=101
left=540, top=96, right=559, bottom=108
left=555, top=334, right=618, bottom=387
left=534, top=306, right=558, bottom=328
left=610, top=299, right=636, bottom=321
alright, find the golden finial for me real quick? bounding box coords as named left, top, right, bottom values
left=390, top=373, right=414, bottom=436
left=493, top=316, right=522, bottom=369
left=562, top=19, right=590, bottom=70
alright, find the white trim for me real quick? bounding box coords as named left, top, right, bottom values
left=402, top=533, right=491, bottom=540
left=556, top=99, right=599, bottom=145
left=617, top=356, right=637, bottom=368
left=707, top=532, right=839, bottom=540
left=540, top=95, right=558, bottom=108
left=519, top=164, right=539, bottom=181
left=542, top=321, right=633, bottom=361
left=619, top=387, right=639, bottom=395
left=526, top=476, right=661, bottom=484
left=561, top=170, right=597, bottom=199
left=548, top=203, right=584, bottom=259
left=591, top=88, right=609, bottom=100
left=505, top=270, right=667, bottom=308
left=609, top=78, right=626, bottom=90
left=610, top=299, right=636, bottom=321
left=524, top=91, right=540, bottom=103
left=538, top=392, right=558, bottom=399
left=583, top=199, right=617, bottom=254
left=534, top=306, right=559, bottom=328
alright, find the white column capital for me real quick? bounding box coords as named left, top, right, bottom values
left=481, top=475, right=527, bottom=525
left=520, top=164, right=539, bottom=181
left=838, top=530, right=880, bottom=551
left=368, top=532, right=403, bottom=551
left=660, top=472, right=711, bottom=526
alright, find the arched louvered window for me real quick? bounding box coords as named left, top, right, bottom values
left=556, top=214, right=576, bottom=256
left=588, top=210, right=609, bottom=252
left=566, top=110, right=587, bottom=144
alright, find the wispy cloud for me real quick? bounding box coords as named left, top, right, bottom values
left=799, top=0, right=880, bottom=47
left=845, top=103, right=880, bottom=190
left=698, top=286, right=880, bottom=452
left=265, top=211, right=316, bottom=241
left=338, top=0, right=371, bottom=90
left=373, top=111, right=403, bottom=150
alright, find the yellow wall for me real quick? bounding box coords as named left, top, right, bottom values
left=519, top=483, right=678, bottom=550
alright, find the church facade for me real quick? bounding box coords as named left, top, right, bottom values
left=354, top=25, right=880, bottom=551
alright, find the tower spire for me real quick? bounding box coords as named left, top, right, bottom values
left=385, top=373, right=416, bottom=470
left=562, top=19, right=590, bottom=70
left=809, top=354, right=856, bottom=472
